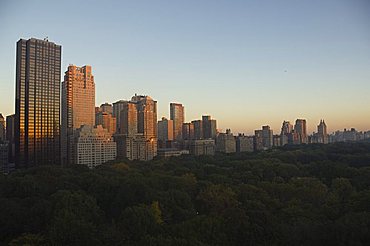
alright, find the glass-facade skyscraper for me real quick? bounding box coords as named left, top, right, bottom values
left=15, top=38, right=62, bottom=168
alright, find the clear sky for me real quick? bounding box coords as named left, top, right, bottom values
left=0, top=0, right=369, bottom=134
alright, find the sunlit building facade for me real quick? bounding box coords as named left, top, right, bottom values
left=62, top=65, right=95, bottom=165
left=170, top=103, right=184, bottom=141
left=15, top=38, right=61, bottom=168
left=75, top=125, right=116, bottom=168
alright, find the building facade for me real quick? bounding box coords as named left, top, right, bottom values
left=189, top=139, right=215, bottom=156
left=61, top=65, right=95, bottom=165
left=294, top=119, right=308, bottom=144
left=216, top=129, right=236, bottom=153
left=236, top=134, right=254, bottom=152
left=15, top=38, right=61, bottom=167
left=75, top=125, right=116, bottom=168
left=170, top=103, right=184, bottom=141
left=113, top=100, right=127, bottom=133
left=157, top=117, right=174, bottom=148
left=182, top=122, right=195, bottom=140
left=202, top=115, right=217, bottom=139
left=115, top=95, right=157, bottom=161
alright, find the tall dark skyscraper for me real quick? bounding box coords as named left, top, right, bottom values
left=15, top=38, right=62, bottom=168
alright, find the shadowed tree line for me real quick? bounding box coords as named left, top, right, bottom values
left=1, top=142, right=370, bottom=245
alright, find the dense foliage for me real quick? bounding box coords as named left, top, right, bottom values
left=1, top=142, right=370, bottom=245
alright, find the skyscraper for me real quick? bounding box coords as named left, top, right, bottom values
left=317, top=119, right=328, bottom=144
left=182, top=122, right=195, bottom=140
left=294, top=119, right=308, bottom=144
left=262, top=125, right=273, bottom=149
left=113, top=100, right=127, bottom=133
left=61, top=65, right=95, bottom=165
left=132, top=95, right=157, bottom=140
left=280, top=120, right=293, bottom=146
left=15, top=38, right=61, bottom=168
left=192, top=120, right=203, bottom=140
left=170, top=103, right=184, bottom=141
left=202, top=115, right=217, bottom=139
left=115, top=95, right=157, bottom=161
left=157, top=117, right=174, bottom=148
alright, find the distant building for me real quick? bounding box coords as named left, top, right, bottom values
left=236, top=134, right=254, bottom=152
left=157, top=148, right=189, bottom=158
left=329, top=128, right=366, bottom=143
left=113, top=100, right=127, bottom=133
left=311, top=120, right=328, bottom=144
left=189, top=139, right=215, bottom=156
left=157, top=117, right=174, bottom=148
left=254, top=130, right=264, bottom=151
left=170, top=103, right=184, bottom=141
left=96, top=112, right=116, bottom=135
left=0, top=114, right=5, bottom=141
left=192, top=120, right=203, bottom=140
left=115, top=95, right=157, bottom=161
left=15, top=38, right=61, bottom=168
left=182, top=122, right=195, bottom=140
left=216, top=129, right=236, bottom=153
left=99, top=103, right=113, bottom=114
left=294, top=119, right=308, bottom=144
left=262, top=125, right=273, bottom=149
left=273, top=135, right=281, bottom=147
left=280, top=121, right=293, bottom=146
left=75, top=125, right=116, bottom=168
left=202, top=115, right=217, bottom=139
left=6, top=114, right=15, bottom=163
left=62, top=65, right=95, bottom=165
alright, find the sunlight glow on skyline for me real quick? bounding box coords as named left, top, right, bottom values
left=0, top=0, right=369, bottom=134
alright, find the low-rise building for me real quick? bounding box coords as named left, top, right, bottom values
left=157, top=148, right=189, bottom=158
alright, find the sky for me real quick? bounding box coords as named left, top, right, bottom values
left=0, top=0, right=369, bottom=134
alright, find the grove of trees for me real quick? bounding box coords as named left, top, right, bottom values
left=1, top=141, right=370, bottom=245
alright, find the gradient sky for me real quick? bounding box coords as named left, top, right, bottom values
left=0, top=0, right=369, bottom=134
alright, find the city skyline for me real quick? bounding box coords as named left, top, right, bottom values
left=1, top=0, right=370, bottom=134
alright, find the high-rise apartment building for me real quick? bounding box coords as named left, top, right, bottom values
left=113, top=100, right=127, bottom=133
left=170, top=103, right=184, bottom=141
left=262, top=125, right=273, bottom=149
left=157, top=117, right=174, bottom=148
left=280, top=120, right=293, bottom=146
left=192, top=120, right=203, bottom=140
left=15, top=38, right=61, bottom=168
left=61, top=65, right=95, bottom=165
left=115, top=95, right=157, bottom=161
left=294, top=119, right=307, bottom=144
left=202, top=115, right=217, bottom=139
left=182, top=122, right=195, bottom=140
left=317, top=119, right=328, bottom=144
